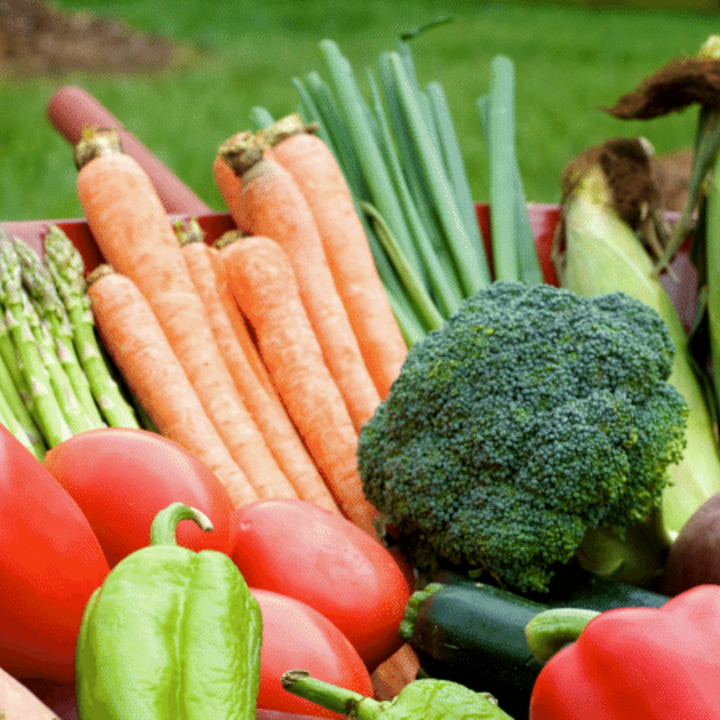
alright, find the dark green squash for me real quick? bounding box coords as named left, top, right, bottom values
left=399, top=568, right=669, bottom=720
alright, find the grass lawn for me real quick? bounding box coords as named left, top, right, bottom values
left=1, top=0, right=719, bottom=221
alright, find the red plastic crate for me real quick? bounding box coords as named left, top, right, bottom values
left=0, top=202, right=697, bottom=333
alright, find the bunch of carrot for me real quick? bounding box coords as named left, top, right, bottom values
left=73, top=119, right=409, bottom=538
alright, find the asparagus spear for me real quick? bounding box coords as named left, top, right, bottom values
left=4, top=231, right=93, bottom=436
left=12, top=235, right=106, bottom=429
left=0, top=286, right=46, bottom=458
left=42, top=225, right=140, bottom=429
left=0, top=237, right=73, bottom=447
left=0, top=383, right=36, bottom=456
left=0, top=348, right=45, bottom=459
left=12, top=238, right=106, bottom=427
left=24, top=292, right=97, bottom=435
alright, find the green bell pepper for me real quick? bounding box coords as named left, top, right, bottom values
left=76, top=502, right=262, bottom=720
left=281, top=669, right=516, bottom=719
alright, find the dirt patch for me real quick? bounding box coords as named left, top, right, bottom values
left=0, top=0, right=181, bottom=77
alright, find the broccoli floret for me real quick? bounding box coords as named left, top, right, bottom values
left=357, top=281, right=688, bottom=594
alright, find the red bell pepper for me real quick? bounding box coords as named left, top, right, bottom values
left=525, top=583, right=720, bottom=718
left=0, top=424, right=109, bottom=681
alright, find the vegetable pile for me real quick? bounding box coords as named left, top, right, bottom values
left=3, top=27, right=720, bottom=720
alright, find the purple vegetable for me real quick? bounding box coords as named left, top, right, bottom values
left=662, top=491, right=720, bottom=596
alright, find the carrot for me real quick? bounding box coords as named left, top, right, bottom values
left=213, top=151, right=245, bottom=225
left=74, top=127, right=297, bottom=504
left=221, top=233, right=380, bottom=537
left=211, top=228, right=280, bottom=399
left=86, top=265, right=258, bottom=507
left=213, top=140, right=274, bottom=223
left=176, top=220, right=340, bottom=513
left=263, top=114, right=408, bottom=399
left=217, top=131, right=382, bottom=431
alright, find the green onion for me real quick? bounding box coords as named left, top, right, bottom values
left=290, top=37, right=531, bottom=344
left=367, top=66, right=459, bottom=314
left=362, top=201, right=445, bottom=334
left=249, top=106, right=275, bottom=131
left=426, top=80, right=486, bottom=255
left=385, top=50, right=490, bottom=295
left=319, top=40, right=420, bottom=266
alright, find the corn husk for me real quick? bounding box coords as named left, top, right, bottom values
left=556, top=160, right=720, bottom=544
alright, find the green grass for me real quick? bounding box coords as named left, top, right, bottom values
left=1, top=0, right=718, bottom=221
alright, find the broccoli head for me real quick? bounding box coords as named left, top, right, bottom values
left=357, top=281, right=688, bottom=593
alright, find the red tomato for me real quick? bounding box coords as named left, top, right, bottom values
left=232, top=499, right=412, bottom=671
left=43, top=428, right=234, bottom=566
left=0, top=425, right=109, bottom=681
left=253, top=589, right=374, bottom=718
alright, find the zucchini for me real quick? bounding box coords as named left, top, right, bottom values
left=400, top=568, right=669, bottom=720
left=434, top=564, right=669, bottom=612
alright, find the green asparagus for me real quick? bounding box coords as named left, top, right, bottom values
left=43, top=225, right=140, bottom=429
left=0, top=237, right=73, bottom=447
left=12, top=235, right=105, bottom=428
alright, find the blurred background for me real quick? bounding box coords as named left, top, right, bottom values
left=1, top=0, right=718, bottom=221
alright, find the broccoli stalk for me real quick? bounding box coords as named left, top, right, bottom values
left=357, top=281, right=688, bottom=594
left=281, top=670, right=515, bottom=719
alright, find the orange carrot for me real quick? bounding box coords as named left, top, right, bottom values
left=221, top=233, right=380, bottom=537
left=176, top=220, right=340, bottom=513
left=86, top=264, right=258, bottom=507
left=263, top=114, right=408, bottom=399
left=217, top=131, right=381, bottom=432
left=74, top=128, right=297, bottom=504
left=213, top=152, right=244, bottom=225
left=212, top=228, right=278, bottom=398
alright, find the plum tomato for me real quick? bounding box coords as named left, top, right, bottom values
left=232, top=499, right=413, bottom=671
left=252, top=588, right=374, bottom=719
left=43, top=427, right=235, bottom=566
